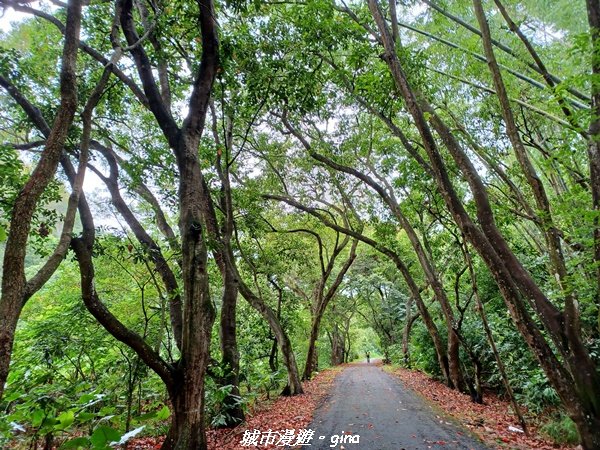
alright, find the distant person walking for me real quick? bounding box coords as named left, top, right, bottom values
left=366, top=351, right=370, bottom=364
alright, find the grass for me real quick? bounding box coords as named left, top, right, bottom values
left=539, top=413, right=580, bottom=445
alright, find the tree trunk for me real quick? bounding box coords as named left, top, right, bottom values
left=267, top=195, right=453, bottom=385
left=172, top=137, right=217, bottom=449
left=290, top=139, right=459, bottom=386
left=0, top=297, right=22, bottom=399
left=576, top=415, right=600, bottom=450
left=462, top=242, right=528, bottom=432
left=330, top=325, right=345, bottom=365
left=237, top=277, right=303, bottom=395
left=303, top=312, right=323, bottom=379
left=402, top=312, right=418, bottom=367
left=279, top=330, right=304, bottom=396
left=388, top=196, right=463, bottom=389
left=304, top=240, right=358, bottom=380
left=269, top=338, right=278, bottom=373
left=162, top=369, right=208, bottom=450
left=587, top=0, right=600, bottom=334
left=219, top=268, right=244, bottom=425
left=268, top=278, right=283, bottom=373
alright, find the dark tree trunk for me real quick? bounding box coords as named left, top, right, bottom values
left=462, top=242, right=528, bottom=432
left=587, top=0, right=600, bottom=334
left=303, top=240, right=358, bottom=380
left=162, top=368, right=208, bottom=450
left=269, top=338, right=278, bottom=373
left=218, top=268, right=244, bottom=425
left=237, top=277, right=304, bottom=395
left=330, top=325, right=345, bottom=366
left=303, top=313, right=323, bottom=379
left=402, top=311, right=419, bottom=367
left=268, top=278, right=283, bottom=373
left=119, top=0, right=220, bottom=445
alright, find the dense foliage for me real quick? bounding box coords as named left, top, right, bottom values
left=1, top=0, right=599, bottom=448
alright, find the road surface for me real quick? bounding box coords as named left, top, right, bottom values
left=306, top=362, right=488, bottom=450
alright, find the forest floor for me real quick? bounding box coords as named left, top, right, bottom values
left=387, top=366, right=578, bottom=450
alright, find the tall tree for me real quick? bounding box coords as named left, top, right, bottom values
left=0, top=0, right=83, bottom=400
left=363, top=1, right=600, bottom=446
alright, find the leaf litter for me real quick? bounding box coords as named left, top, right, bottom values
left=387, top=367, right=578, bottom=450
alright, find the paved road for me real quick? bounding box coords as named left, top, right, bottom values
left=307, top=363, right=488, bottom=450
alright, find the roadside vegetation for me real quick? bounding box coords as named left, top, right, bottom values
left=1, top=0, right=599, bottom=448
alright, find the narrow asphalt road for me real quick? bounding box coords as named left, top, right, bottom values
left=306, top=362, right=488, bottom=450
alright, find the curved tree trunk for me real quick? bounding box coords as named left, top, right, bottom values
left=402, top=311, right=419, bottom=367
left=277, top=118, right=461, bottom=387
left=266, top=194, right=453, bottom=386
left=237, top=277, right=304, bottom=395
left=304, top=240, right=358, bottom=380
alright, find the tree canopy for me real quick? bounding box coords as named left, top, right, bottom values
left=1, top=0, right=599, bottom=449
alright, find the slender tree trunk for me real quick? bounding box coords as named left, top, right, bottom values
left=268, top=277, right=283, bottom=373
left=404, top=221, right=463, bottom=389
left=304, top=240, right=358, bottom=379
left=0, top=301, right=22, bottom=399
left=92, top=144, right=183, bottom=348
left=462, top=242, right=528, bottom=432
left=269, top=338, right=278, bottom=373
left=287, top=123, right=462, bottom=387
left=219, top=267, right=244, bottom=425
left=587, top=0, right=600, bottom=333
left=267, top=194, right=454, bottom=385
left=303, top=312, right=323, bottom=379
left=237, top=278, right=303, bottom=395
left=402, top=311, right=419, bottom=367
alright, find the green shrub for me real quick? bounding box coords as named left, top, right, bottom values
left=540, top=413, right=580, bottom=445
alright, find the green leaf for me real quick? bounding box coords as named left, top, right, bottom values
left=3, top=391, right=21, bottom=402
left=77, top=412, right=96, bottom=423
left=155, top=405, right=171, bottom=421
left=77, top=394, right=96, bottom=404
left=55, top=410, right=75, bottom=430
left=31, top=409, right=45, bottom=427
left=90, top=426, right=121, bottom=449
left=135, top=411, right=157, bottom=421
left=59, top=437, right=90, bottom=449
